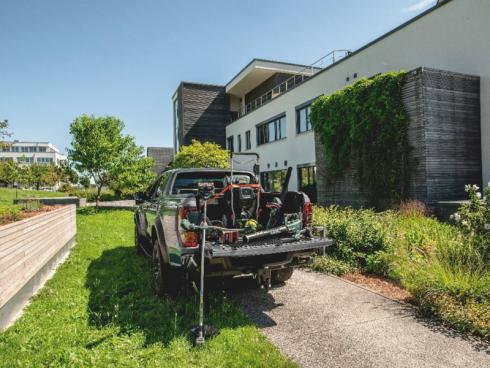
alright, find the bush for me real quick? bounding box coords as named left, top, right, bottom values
left=310, top=256, right=356, bottom=276
left=0, top=205, right=22, bottom=225
left=450, top=183, right=490, bottom=260
left=312, top=204, right=490, bottom=339
left=169, top=140, right=230, bottom=169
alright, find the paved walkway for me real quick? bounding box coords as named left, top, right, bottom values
left=232, top=269, right=490, bottom=368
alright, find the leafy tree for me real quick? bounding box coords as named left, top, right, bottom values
left=58, top=161, right=79, bottom=185
left=0, top=119, right=11, bottom=149
left=0, top=160, right=19, bottom=186
left=169, top=140, right=229, bottom=169
left=108, top=140, right=154, bottom=198
left=79, top=176, right=91, bottom=189
left=68, top=114, right=154, bottom=209
left=29, top=163, right=51, bottom=190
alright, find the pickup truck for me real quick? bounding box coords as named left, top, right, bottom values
left=134, top=168, right=332, bottom=295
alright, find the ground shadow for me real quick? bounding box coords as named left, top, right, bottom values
left=85, top=246, right=252, bottom=346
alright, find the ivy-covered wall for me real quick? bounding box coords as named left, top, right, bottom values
left=310, top=71, right=408, bottom=208
left=312, top=67, right=482, bottom=209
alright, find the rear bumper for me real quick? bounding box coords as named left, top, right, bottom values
left=206, top=237, right=333, bottom=258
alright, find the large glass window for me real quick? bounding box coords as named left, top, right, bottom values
left=38, top=146, right=47, bottom=152
left=256, top=115, right=286, bottom=146
left=237, top=134, right=242, bottom=152
left=260, top=169, right=288, bottom=192
left=297, top=165, right=317, bottom=202
left=227, top=136, right=234, bottom=152
left=296, top=105, right=312, bottom=133
left=245, top=130, right=251, bottom=150
left=29, top=146, right=37, bottom=152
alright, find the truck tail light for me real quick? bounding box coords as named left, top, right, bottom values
left=178, top=206, right=199, bottom=248
left=303, top=201, right=313, bottom=227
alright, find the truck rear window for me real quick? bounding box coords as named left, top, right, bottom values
left=172, top=172, right=254, bottom=194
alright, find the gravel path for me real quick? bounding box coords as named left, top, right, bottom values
left=232, top=269, right=490, bottom=368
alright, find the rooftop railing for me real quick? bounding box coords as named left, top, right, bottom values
left=232, top=49, right=351, bottom=121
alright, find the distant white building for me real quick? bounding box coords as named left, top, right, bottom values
left=0, top=141, right=67, bottom=166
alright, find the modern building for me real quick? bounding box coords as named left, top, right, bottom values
left=0, top=141, right=67, bottom=165
left=174, top=0, right=490, bottom=204
left=147, top=147, right=174, bottom=174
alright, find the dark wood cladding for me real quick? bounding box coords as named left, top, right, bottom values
left=245, top=73, right=292, bottom=105
left=178, top=83, right=230, bottom=148
left=315, top=67, right=482, bottom=207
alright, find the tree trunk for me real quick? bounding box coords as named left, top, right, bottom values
left=96, top=185, right=102, bottom=212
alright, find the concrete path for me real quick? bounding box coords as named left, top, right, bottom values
left=232, top=269, right=490, bottom=368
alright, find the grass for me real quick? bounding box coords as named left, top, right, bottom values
left=0, top=209, right=293, bottom=368
left=0, top=187, right=66, bottom=207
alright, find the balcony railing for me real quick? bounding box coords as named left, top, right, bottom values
left=232, top=49, right=351, bottom=121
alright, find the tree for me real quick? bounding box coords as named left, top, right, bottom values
left=108, top=140, right=154, bottom=198
left=29, top=163, right=50, bottom=190
left=68, top=114, right=154, bottom=209
left=0, top=119, right=11, bottom=149
left=169, top=140, right=230, bottom=169
left=79, top=176, right=91, bottom=189
left=58, top=161, right=79, bottom=186
left=0, top=160, right=19, bottom=186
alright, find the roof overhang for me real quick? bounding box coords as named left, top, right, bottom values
left=225, top=59, right=319, bottom=97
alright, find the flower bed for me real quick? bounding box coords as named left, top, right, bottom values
left=311, top=191, right=490, bottom=339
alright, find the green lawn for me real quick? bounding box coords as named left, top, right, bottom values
left=0, top=209, right=293, bottom=368
left=0, top=187, right=67, bottom=206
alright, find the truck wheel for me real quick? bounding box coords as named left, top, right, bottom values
left=135, top=227, right=144, bottom=256
left=152, top=241, right=175, bottom=296
left=272, top=268, right=294, bottom=284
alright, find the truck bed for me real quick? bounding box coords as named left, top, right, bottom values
left=207, top=236, right=333, bottom=258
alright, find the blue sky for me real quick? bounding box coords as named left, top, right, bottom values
left=0, top=0, right=436, bottom=154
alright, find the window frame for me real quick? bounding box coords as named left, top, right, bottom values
left=256, top=113, right=287, bottom=146
left=245, top=130, right=251, bottom=150
left=227, top=136, right=234, bottom=152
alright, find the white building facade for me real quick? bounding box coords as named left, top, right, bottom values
left=225, top=0, right=490, bottom=197
left=0, top=141, right=67, bottom=166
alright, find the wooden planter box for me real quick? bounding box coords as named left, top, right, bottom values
left=0, top=205, right=76, bottom=330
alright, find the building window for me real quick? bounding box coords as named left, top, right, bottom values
left=298, top=165, right=317, bottom=202
left=17, top=156, right=34, bottom=164
left=260, top=169, right=288, bottom=192
left=38, top=146, right=47, bottom=152
left=227, top=136, right=234, bottom=152
left=11, top=146, right=19, bottom=152
left=257, top=115, right=286, bottom=146
left=296, top=105, right=312, bottom=134
left=37, top=157, right=53, bottom=164
left=20, top=146, right=29, bottom=152
left=245, top=130, right=251, bottom=150
left=29, top=146, right=37, bottom=152
left=237, top=134, right=242, bottom=152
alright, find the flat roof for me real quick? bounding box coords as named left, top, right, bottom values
left=225, top=59, right=321, bottom=97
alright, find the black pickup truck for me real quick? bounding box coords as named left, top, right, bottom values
left=134, top=168, right=332, bottom=295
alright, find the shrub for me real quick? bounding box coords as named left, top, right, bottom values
left=398, top=200, right=428, bottom=218
left=169, top=140, right=230, bottom=169
left=450, top=183, right=490, bottom=260
left=0, top=205, right=22, bottom=225
left=312, top=205, right=490, bottom=338
left=310, top=256, right=356, bottom=276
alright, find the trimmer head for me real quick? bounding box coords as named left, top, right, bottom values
left=190, top=324, right=219, bottom=346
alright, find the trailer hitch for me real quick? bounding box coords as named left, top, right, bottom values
left=257, top=267, right=272, bottom=290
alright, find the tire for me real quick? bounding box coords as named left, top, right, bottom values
left=152, top=240, right=177, bottom=296
left=135, top=227, right=144, bottom=256
left=272, top=267, right=294, bottom=284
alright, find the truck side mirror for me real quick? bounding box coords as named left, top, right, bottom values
left=134, top=191, right=146, bottom=204
left=253, top=164, right=260, bottom=175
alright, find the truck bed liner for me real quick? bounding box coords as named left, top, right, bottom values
left=207, top=237, right=333, bottom=258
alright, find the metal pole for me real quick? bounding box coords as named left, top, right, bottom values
left=197, top=200, right=207, bottom=345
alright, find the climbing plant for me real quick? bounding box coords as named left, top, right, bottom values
left=310, top=71, right=409, bottom=207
